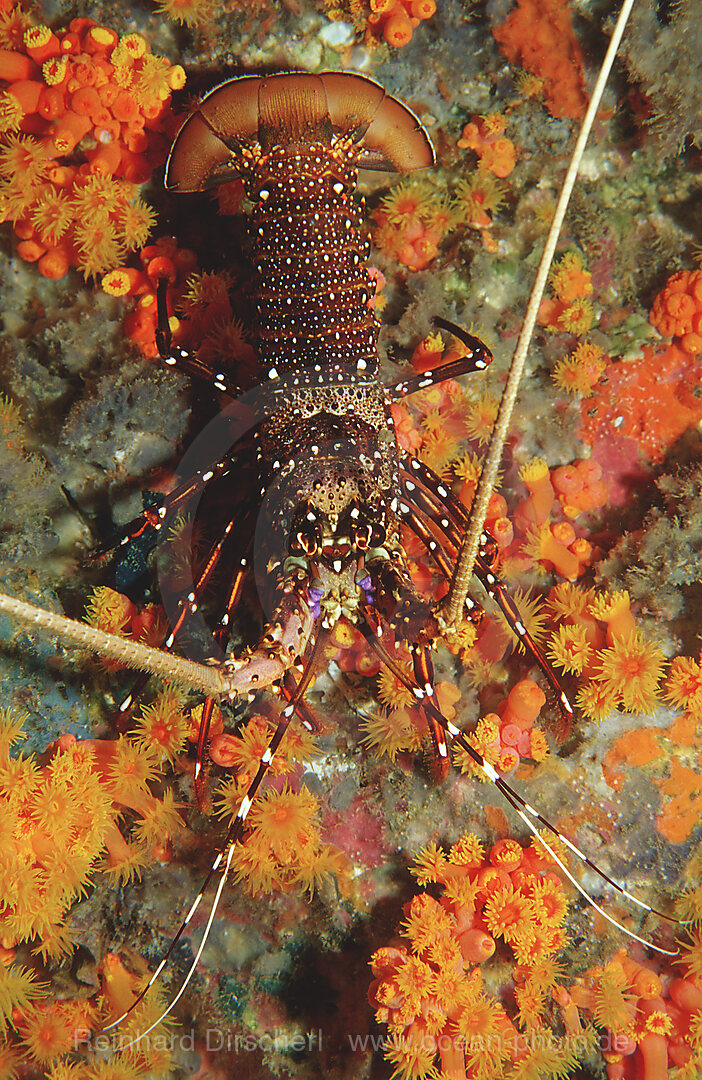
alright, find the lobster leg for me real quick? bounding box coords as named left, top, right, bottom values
left=400, top=457, right=574, bottom=722
left=281, top=669, right=321, bottom=733
left=155, top=277, right=241, bottom=397
left=386, top=317, right=493, bottom=400
left=116, top=511, right=242, bottom=709
left=192, top=551, right=254, bottom=803
left=358, top=611, right=685, bottom=957
left=112, top=472, right=258, bottom=717
left=362, top=553, right=449, bottom=766
left=94, top=458, right=240, bottom=559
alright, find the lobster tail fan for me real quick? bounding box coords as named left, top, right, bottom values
left=165, top=75, right=260, bottom=191
left=165, top=70, right=435, bottom=192
left=318, top=71, right=386, bottom=142
left=164, top=109, right=237, bottom=191
left=320, top=71, right=434, bottom=171
left=355, top=92, right=435, bottom=171
left=257, top=73, right=332, bottom=150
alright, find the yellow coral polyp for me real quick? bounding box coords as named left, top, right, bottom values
left=401, top=893, right=454, bottom=951
left=29, top=189, right=72, bottom=245
left=248, top=787, right=317, bottom=858
left=183, top=269, right=233, bottom=308
left=42, top=56, right=67, bottom=86
left=574, top=680, right=618, bottom=722
left=590, top=961, right=637, bottom=1034
left=132, top=788, right=183, bottom=845
left=455, top=172, right=505, bottom=228
left=547, top=582, right=593, bottom=621
left=155, top=0, right=215, bottom=27
left=463, top=390, right=499, bottom=444
left=133, top=54, right=172, bottom=105
left=117, top=197, right=156, bottom=248
left=528, top=728, right=549, bottom=761
left=90, top=25, right=117, bottom=46
left=410, top=840, right=449, bottom=885
left=455, top=716, right=500, bottom=778
left=453, top=450, right=482, bottom=484
left=550, top=250, right=592, bottom=303
left=18, top=1003, right=76, bottom=1064
left=102, top=267, right=132, bottom=296
left=519, top=457, right=549, bottom=484
left=116, top=33, right=148, bottom=60
left=548, top=623, right=593, bottom=675
left=589, top=588, right=631, bottom=625
left=449, top=832, right=485, bottom=867
left=360, top=707, right=420, bottom=760
left=557, top=298, right=595, bottom=334
left=134, top=689, right=189, bottom=761
left=553, top=341, right=606, bottom=395
left=380, top=179, right=436, bottom=224
left=0, top=962, right=47, bottom=1035
left=168, top=64, right=187, bottom=91
left=665, top=655, right=702, bottom=718
left=377, top=664, right=414, bottom=710
left=531, top=877, right=568, bottom=926
left=106, top=736, right=161, bottom=798
left=595, top=630, right=665, bottom=713
left=85, top=585, right=134, bottom=635
left=0, top=133, right=51, bottom=185
left=483, top=884, right=536, bottom=943
left=384, top=1034, right=436, bottom=1080
left=25, top=25, right=53, bottom=47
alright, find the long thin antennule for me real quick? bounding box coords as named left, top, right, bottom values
left=441, top=0, right=637, bottom=626
left=103, top=839, right=238, bottom=1049
left=102, top=629, right=328, bottom=1047
left=360, top=622, right=687, bottom=957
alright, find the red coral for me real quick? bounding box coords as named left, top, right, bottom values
left=372, top=180, right=454, bottom=270
left=563, top=949, right=702, bottom=1079
left=365, top=0, right=437, bottom=48
left=369, top=834, right=572, bottom=1079
left=457, top=113, right=517, bottom=178
left=578, top=343, right=702, bottom=463
left=493, top=0, right=588, bottom=120
left=649, top=268, right=702, bottom=355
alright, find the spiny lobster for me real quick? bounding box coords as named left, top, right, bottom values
left=0, top=59, right=688, bottom=1058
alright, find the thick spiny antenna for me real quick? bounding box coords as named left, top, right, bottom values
left=442, top=0, right=637, bottom=626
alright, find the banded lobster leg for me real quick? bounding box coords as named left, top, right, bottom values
left=112, top=469, right=259, bottom=722
left=155, top=277, right=241, bottom=398
left=94, top=458, right=236, bottom=559
left=363, top=550, right=456, bottom=768
left=385, top=317, right=493, bottom=399
left=102, top=622, right=329, bottom=1045
left=399, top=455, right=575, bottom=724
left=356, top=602, right=687, bottom=957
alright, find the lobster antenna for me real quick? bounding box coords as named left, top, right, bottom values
left=442, top=0, right=636, bottom=627
left=0, top=591, right=226, bottom=696
left=101, top=637, right=326, bottom=1046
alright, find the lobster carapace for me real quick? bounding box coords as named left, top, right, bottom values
left=166, top=72, right=436, bottom=589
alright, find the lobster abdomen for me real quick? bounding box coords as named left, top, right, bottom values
left=165, top=72, right=434, bottom=516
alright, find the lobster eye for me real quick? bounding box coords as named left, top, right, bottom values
left=368, top=519, right=386, bottom=547
left=289, top=504, right=323, bottom=557
left=340, top=501, right=386, bottom=550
